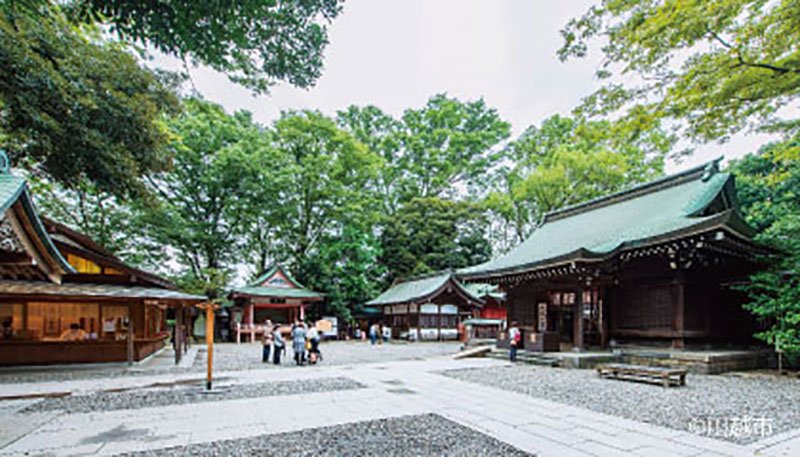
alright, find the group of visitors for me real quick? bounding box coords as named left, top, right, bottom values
left=261, top=319, right=321, bottom=366
left=367, top=323, right=391, bottom=345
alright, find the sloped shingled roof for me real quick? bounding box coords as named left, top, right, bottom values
left=0, top=280, right=204, bottom=301
left=459, top=160, right=757, bottom=280
left=0, top=173, right=74, bottom=276
left=366, top=272, right=484, bottom=307
left=231, top=265, right=323, bottom=300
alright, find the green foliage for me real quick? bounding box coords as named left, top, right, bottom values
left=337, top=105, right=403, bottom=215
left=143, top=98, right=275, bottom=296
left=380, top=198, right=491, bottom=284
left=267, top=110, right=382, bottom=267
left=297, top=224, right=385, bottom=321
left=27, top=177, right=167, bottom=270
left=398, top=94, right=511, bottom=199
left=174, top=267, right=232, bottom=301
left=65, top=0, right=344, bottom=94
left=338, top=95, right=511, bottom=212
left=560, top=0, right=800, bottom=145
left=484, top=115, right=666, bottom=248
left=0, top=4, right=180, bottom=196
left=729, top=145, right=800, bottom=365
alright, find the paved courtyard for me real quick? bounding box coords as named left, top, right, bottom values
left=0, top=344, right=798, bottom=456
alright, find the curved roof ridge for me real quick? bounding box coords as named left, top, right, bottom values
left=543, top=157, right=723, bottom=224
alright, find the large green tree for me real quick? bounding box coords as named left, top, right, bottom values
left=337, top=105, right=403, bottom=215
left=297, top=223, right=385, bottom=321
left=484, top=115, right=667, bottom=249
left=263, top=110, right=381, bottom=273
left=143, top=98, right=276, bottom=296
left=398, top=94, right=511, bottom=200
left=729, top=145, right=800, bottom=366
left=337, top=95, right=512, bottom=214
left=0, top=4, right=179, bottom=196
left=560, top=0, right=800, bottom=162
left=380, top=198, right=492, bottom=284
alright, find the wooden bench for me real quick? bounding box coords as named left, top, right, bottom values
left=596, top=363, right=688, bottom=387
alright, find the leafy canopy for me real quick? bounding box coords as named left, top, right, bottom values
left=65, top=0, right=344, bottom=94
left=729, top=146, right=800, bottom=364
left=0, top=4, right=179, bottom=196
left=484, top=115, right=667, bottom=248
left=560, top=0, right=800, bottom=155
left=380, top=198, right=492, bottom=285
left=143, top=98, right=276, bottom=296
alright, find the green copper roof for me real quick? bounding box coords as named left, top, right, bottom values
left=460, top=160, right=756, bottom=279
left=366, top=272, right=484, bottom=307
left=233, top=264, right=323, bottom=299
left=231, top=285, right=323, bottom=299
left=0, top=173, right=75, bottom=275
left=0, top=173, right=25, bottom=213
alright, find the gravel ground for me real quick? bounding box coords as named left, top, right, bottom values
left=205, top=340, right=462, bottom=372
left=0, top=341, right=461, bottom=384
left=21, top=377, right=363, bottom=414
left=443, top=365, right=800, bottom=444
left=118, top=413, right=531, bottom=457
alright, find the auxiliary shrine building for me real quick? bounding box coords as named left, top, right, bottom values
left=459, top=160, right=765, bottom=352
left=0, top=165, right=204, bottom=366
left=367, top=272, right=484, bottom=340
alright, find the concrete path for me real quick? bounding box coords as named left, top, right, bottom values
left=0, top=356, right=796, bottom=456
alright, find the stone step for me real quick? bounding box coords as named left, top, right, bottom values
left=486, top=349, right=560, bottom=367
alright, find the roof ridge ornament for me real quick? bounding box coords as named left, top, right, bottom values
left=0, top=150, right=9, bottom=174
left=701, top=157, right=722, bottom=182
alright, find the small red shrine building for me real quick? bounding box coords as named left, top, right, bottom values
left=229, top=265, right=323, bottom=341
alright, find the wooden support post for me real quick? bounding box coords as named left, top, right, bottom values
left=672, top=272, right=685, bottom=349
left=126, top=314, right=134, bottom=365
left=599, top=287, right=609, bottom=349
left=174, top=306, right=183, bottom=365
left=573, top=289, right=584, bottom=351
left=438, top=305, right=442, bottom=341
left=205, top=304, right=214, bottom=390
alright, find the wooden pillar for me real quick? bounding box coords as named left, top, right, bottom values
left=205, top=304, right=214, bottom=390
left=672, top=272, right=685, bottom=349
left=599, top=287, right=609, bottom=349
left=126, top=309, right=135, bottom=365
left=573, top=289, right=584, bottom=351
left=174, top=305, right=183, bottom=365
left=438, top=304, right=442, bottom=341
left=300, top=304, right=305, bottom=321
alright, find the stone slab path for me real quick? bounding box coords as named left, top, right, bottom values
left=0, top=355, right=797, bottom=456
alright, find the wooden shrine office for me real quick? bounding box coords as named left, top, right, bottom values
left=459, top=160, right=765, bottom=352
left=0, top=163, right=204, bottom=366
left=366, top=272, right=484, bottom=340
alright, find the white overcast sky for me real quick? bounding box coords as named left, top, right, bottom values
left=154, top=0, right=772, bottom=173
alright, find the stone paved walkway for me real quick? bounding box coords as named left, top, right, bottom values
left=0, top=354, right=797, bottom=456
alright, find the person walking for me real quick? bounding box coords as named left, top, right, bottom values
left=292, top=321, right=307, bottom=365
left=369, top=323, right=377, bottom=346
left=262, top=319, right=273, bottom=363
left=508, top=321, right=520, bottom=362
left=307, top=324, right=321, bottom=364
left=272, top=325, right=285, bottom=365
left=382, top=324, right=391, bottom=344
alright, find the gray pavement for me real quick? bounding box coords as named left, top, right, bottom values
left=0, top=349, right=797, bottom=456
